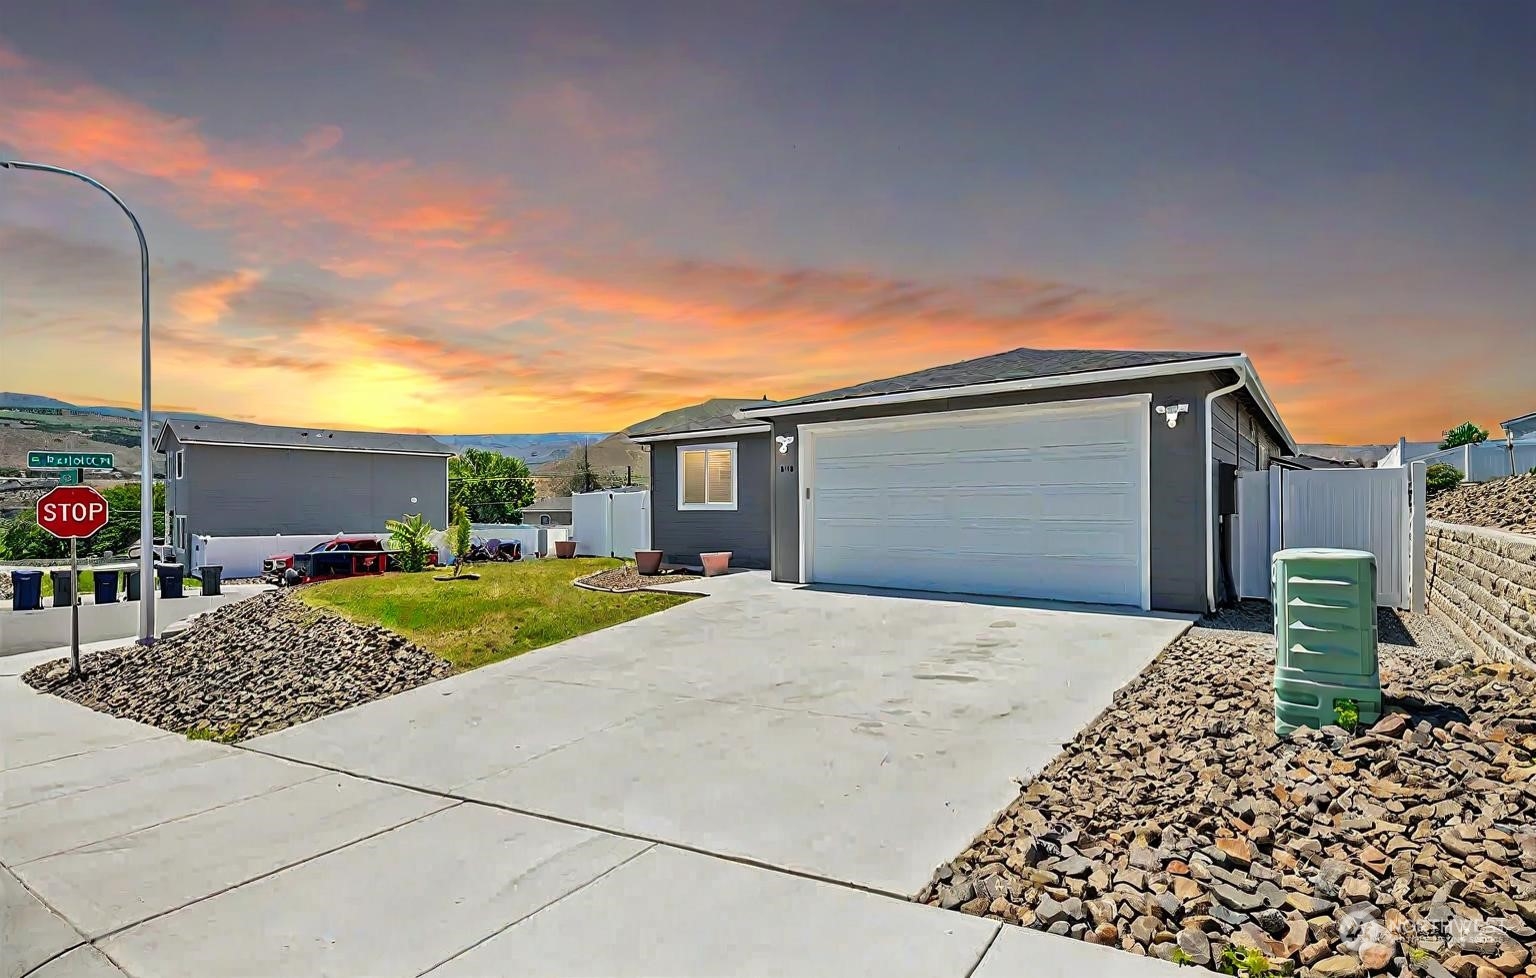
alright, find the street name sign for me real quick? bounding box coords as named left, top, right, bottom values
left=28, top=451, right=115, bottom=470
left=35, top=485, right=111, bottom=539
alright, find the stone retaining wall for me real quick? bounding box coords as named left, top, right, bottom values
left=1425, top=519, right=1536, bottom=669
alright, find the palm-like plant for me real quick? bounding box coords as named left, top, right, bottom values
left=386, top=513, right=435, bottom=572
left=450, top=505, right=472, bottom=577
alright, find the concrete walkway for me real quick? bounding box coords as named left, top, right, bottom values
left=3, top=578, right=1190, bottom=977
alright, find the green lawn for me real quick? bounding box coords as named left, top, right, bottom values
left=295, top=558, right=695, bottom=671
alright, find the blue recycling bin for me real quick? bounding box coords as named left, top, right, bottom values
left=94, top=569, right=120, bottom=604
left=199, top=565, right=223, bottom=596
left=11, top=570, right=43, bottom=611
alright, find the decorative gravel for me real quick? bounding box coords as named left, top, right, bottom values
left=577, top=565, right=701, bottom=592
left=918, top=602, right=1536, bottom=977
left=23, top=590, right=452, bottom=741
left=1429, top=474, right=1536, bottom=535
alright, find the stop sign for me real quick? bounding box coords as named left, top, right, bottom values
left=35, top=485, right=111, bottom=539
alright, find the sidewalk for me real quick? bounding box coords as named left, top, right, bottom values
left=3, top=640, right=1182, bottom=978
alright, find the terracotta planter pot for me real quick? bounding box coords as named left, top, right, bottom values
left=699, top=551, right=731, bottom=577
left=554, top=540, right=578, bottom=559
left=634, top=550, right=664, bottom=575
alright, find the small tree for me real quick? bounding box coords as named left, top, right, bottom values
left=1425, top=463, right=1463, bottom=495
left=1439, top=421, right=1488, bottom=450
left=386, top=513, right=435, bottom=572
left=562, top=442, right=600, bottom=496
left=450, top=504, right=472, bottom=577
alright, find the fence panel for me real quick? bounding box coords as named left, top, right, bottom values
left=1236, top=472, right=1271, bottom=599
left=1278, top=467, right=1408, bottom=607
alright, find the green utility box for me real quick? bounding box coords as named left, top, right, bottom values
left=1271, top=548, right=1381, bottom=736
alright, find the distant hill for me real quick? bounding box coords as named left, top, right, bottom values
left=532, top=397, right=774, bottom=487
left=0, top=392, right=228, bottom=424
left=434, top=432, right=608, bottom=467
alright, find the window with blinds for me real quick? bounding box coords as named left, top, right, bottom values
left=678, top=444, right=736, bottom=508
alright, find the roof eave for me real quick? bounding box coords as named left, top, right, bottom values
left=737, top=356, right=1297, bottom=454
left=628, top=422, right=771, bottom=444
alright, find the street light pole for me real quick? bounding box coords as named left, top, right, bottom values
left=1, top=160, right=157, bottom=645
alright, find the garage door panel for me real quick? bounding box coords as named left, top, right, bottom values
left=808, top=400, right=1147, bottom=607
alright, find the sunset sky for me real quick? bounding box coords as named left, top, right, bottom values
left=1, top=1, right=1531, bottom=441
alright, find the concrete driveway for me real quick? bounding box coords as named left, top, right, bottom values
left=4, top=574, right=1189, bottom=977
left=253, top=572, right=1189, bottom=894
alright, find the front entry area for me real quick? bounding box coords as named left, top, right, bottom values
left=801, top=395, right=1150, bottom=608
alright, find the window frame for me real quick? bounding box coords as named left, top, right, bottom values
left=175, top=450, right=185, bottom=479
left=676, top=442, right=738, bottom=511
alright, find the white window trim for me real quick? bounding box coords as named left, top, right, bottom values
left=676, top=442, right=738, bottom=511
left=175, top=450, right=185, bottom=479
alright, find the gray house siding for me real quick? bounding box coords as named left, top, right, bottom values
left=1212, top=390, right=1283, bottom=471
left=768, top=373, right=1241, bottom=613
left=650, top=432, right=772, bottom=568
left=178, top=444, right=448, bottom=549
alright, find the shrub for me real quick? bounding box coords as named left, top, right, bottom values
left=386, top=513, right=436, bottom=573
left=1439, top=421, right=1488, bottom=449
left=450, top=504, right=472, bottom=576
left=1425, top=463, right=1463, bottom=495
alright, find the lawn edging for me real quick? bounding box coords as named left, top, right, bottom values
left=572, top=566, right=710, bottom=597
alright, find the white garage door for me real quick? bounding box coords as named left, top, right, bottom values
left=805, top=396, right=1149, bottom=607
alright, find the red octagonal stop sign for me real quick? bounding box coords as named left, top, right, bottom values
left=36, top=484, right=111, bottom=540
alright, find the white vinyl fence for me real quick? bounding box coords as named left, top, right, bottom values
left=190, top=532, right=387, bottom=578
left=571, top=489, right=650, bottom=558
left=468, top=523, right=571, bottom=558
left=1380, top=442, right=1536, bottom=483
left=1235, top=462, right=1426, bottom=610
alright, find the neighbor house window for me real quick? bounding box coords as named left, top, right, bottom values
left=540, top=515, right=551, bottom=526
left=175, top=451, right=184, bottom=479
left=677, top=443, right=737, bottom=510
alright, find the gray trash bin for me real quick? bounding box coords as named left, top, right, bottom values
left=49, top=569, right=75, bottom=607
left=94, top=569, right=120, bottom=604
left=125, top=569, right=141, bottom=601
left=199, top=564, right=223, bottom=596
left=11, top=570, right=43, bottom=611
left=158, top=563, right=185, bottom=599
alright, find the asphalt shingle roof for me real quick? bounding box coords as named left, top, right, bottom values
left=160, top=420, right=454, bottom=456
left=626, top=398, right=771, bottom=438
left=751, top=347, right=1238, bottom=411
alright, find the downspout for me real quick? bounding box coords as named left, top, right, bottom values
left=1205, top=369, right=1247, bottom=613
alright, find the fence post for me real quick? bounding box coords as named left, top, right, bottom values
left=1410, top=460, right=1427, bottom=615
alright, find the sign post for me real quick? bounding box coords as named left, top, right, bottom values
left=35, top=484, right=111, bottom=678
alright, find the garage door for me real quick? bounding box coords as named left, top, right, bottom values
left=805, top=397, right=1148, bottom=607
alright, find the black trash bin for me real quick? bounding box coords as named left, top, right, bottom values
left=124, top=569, right=141, bottom=601
left=199, top=564, right=223, bottom=596
left=94, top=569, right=120, bottom=604
left=49, top=569, right=75, bottom=607
left=11, top=570, right=43, bottom=611
left=158, top=563, right=185, bottom=599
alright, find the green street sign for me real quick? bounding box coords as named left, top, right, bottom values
left=57, top=468, right=83, bottom=486
left=27, top=451, right=114, bottom=470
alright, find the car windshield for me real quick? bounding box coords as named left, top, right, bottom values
left=308, top=541, right=348, bottom=552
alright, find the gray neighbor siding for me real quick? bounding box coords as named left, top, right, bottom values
left=171, top=442, right=448, bottom=554
left=650, top=432, right=772, bottom=568
left=768, top=371, right=1275, bottom=613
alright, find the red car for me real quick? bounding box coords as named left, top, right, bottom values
left=263, top=537, right=391, bottom=585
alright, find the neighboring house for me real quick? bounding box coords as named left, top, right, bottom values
left=155, top=420, right=453, bottom=566
left=628, top=400, right=773, bottom=569
left=522, top=496, right=573, bottom=526
left=1503, top=411, right=1536, bottom=441
left=632, top=348, right=1295, bottom=613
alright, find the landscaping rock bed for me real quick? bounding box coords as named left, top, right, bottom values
left=23, top=590, right=452, bottom=740
left=1429, top=474, right=1536, bottom=535
left=576, top=565, right=701, bottom=592
left=918, top=603, right=1536, bottom=976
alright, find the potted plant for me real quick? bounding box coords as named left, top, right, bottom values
left=634, top=549, right=663, bottom=575
left=699, top=551, right=731, bottom=577
left=554, top=539, right=578, bottom=559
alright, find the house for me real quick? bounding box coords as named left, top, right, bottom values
left=628, top=399, right=774, bottom=569
left=631, top=348, right=1295, bottom=613
left=155, top=420, right=454, bottom=565
left=1503, top=411, right=1536, bottom=441
left=522, top=495, right=572, bottom=526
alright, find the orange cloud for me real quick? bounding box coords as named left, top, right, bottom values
left=171, top=269, right=264, bottom=326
